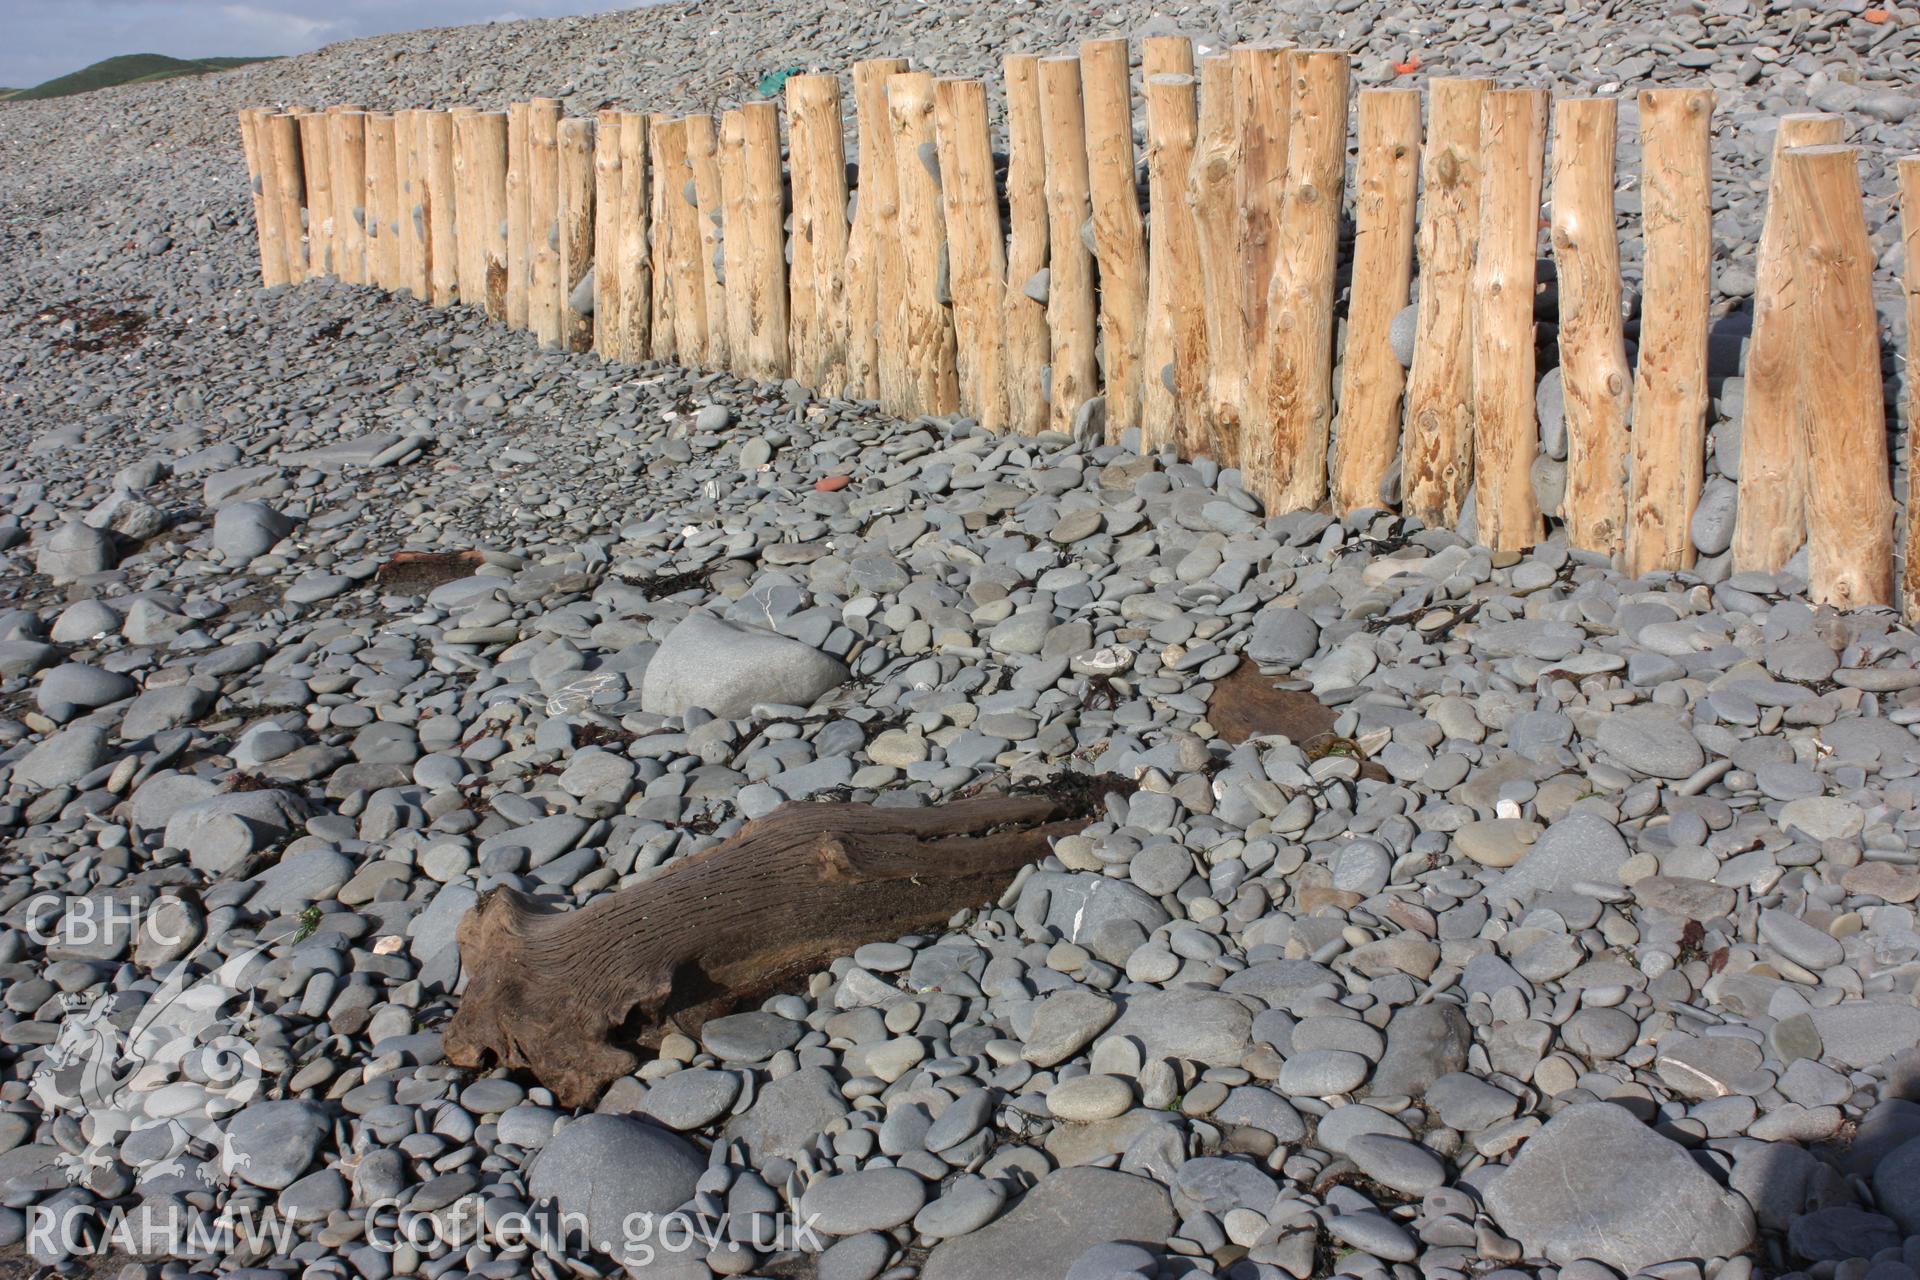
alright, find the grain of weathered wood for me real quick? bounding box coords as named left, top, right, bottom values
left=1187, top=56, right=1243, bottom=465
left=616, top=111, right=652, bottom=362
left=685, top=114, right=731, bottom=371
left=1470, top=88, right=1548, bottom=553
left=466, top=111, right=510, bottom=321
left=1039, top=55, right=1098, bottom=434
left=1402, top=77, right=1490, bottom=529
left=1732, top=112, right=1847, bottom=574
left=1783, top=145, right=1893, bottom=608
left=239, top=109, right=282, bottom=287
left=1258, top=50, right=1349, bottom=515
left=1232, top=45, right=1292, bottom=361
left=1003, top=54, right=1051, bottom=436
left=424, top=109, right=459, bottom=306
left=787, top=75, right=853, bottom=392
left=397, top=110, right=432, bottom=300
left=887, top=71, right=960, bottom=417
left=737, top=101, right=789, bottom=380
left=558, top=115, right=596, bottom=353
left=649, top=115, right=677, bottom=362
left=265, top=112, right=308, bottom=286
left=1332, top=88, right=1421, bottom=516
left=364, top=111, right=399, bottom=290
left=297, top=111, right=333, bottom=280
left=329, top=109, right=368, bottom=287
left=717, top=109, right=750, bottom=372
left=527, top=98, right=564, bottom=348
left=592, top=108, right=624, bottom=357
left=1141, top=37, right=1200, bottom=455
left=1081, top=37, right=1150, bottom=441
left=845, top=58, right=910, bottom=401
left=1626, top=88, right=1714, bottom=577
left=657, top=117, right=709, bottom=366
left=506, top=101, right=531, bottom=329
left=1552, top=97, right=1635, bottom=556
left=934, top=77, right=1010, bottom=433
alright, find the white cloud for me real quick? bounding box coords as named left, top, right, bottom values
left=217, top=3, right=337, bottom=40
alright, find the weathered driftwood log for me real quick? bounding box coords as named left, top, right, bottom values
left=444, top=789, right=1112, bottom=1107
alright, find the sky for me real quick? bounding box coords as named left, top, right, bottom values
left=0, top=0, right=636, bottom=89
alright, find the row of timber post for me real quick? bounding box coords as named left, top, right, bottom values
left=239, top=42, right=1920, bottom=621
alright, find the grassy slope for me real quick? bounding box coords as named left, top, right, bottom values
left=3, top=53, right=271, bottom=101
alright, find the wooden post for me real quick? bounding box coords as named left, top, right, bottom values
left=1402, top=78, right=1490, bottom=528
left=655, top=117, right=708, bottom=366
left=1081, top=37, right=1149, bottom=442
left=1003, top=54, right=1051, bottom=436
left=718, top=109, right=750, bottom=372
left=787, top=75, right=853, bottom=393
left=1141, top=37, right=1201, bottom=456
left=1781, top=146, right=1893, bottom=607
left=844, top=58, right=910, bottom=400
left=737, top=102, right=789, bottom=381
left=1235, top=44, right=1293, bottom=453
left=1187, top=56, right=1243, bottom=465
left=1626, top=88, right=1714, bottom=577
left=506, top=102, right=531, bottom=329
left=1899, top=156, right=1920, bottom=620
left=886, top=71, right=960, bottom=417
left=1732, top=112, right=1847, bottom=573
left=466, top=112, right=510, bottom=321
left=297, top=111, right=333, bottom=279
left=398, top=110, right=431, bottom=300
left=1039, top=56, right=1098, bottom=434
left=330, top=107, right=367, bottom=286
left=934, top=77, right=1009, bottom=433
left=363, top=111, right=398, bottom=290
left=558, top=116, right=596, bottom=353
left=649, top=115, right=675, bottom=363
left=452, top=109, right=480, bottom=303
left=264, top=112, right=308, bottom=286
left=1258, top=49, right=1349, bottom=515
left=1552, top=97, right=1635, bottom=556
left=424, top=110, right=458, bottom=305
left=528, top=98, right=564, bottom=347
left=686, top=114, right=732, bottom=372
left=1470, top=88, right=1548, bottom=552
left=616, top=111, right=652, bottom=363
left=239, top=109, right=282, bottom=288
left=1331, top=88, right=1421, bottom=515
left=593, top=109, right=625, bottom=358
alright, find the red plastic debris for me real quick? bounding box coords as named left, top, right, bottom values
left=815, top=475, right=851, bottom=492
left=1865, top=7, right=1891, bottom=21
left=1393, top=54, right=1422, bottom=74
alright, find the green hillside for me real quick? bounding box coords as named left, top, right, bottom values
left=2, top=53, right=272, bottom=102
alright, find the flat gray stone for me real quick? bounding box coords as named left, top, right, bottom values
left=922, top=1168, right=1173, bottom=1280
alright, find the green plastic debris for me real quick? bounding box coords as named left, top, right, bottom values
left=757, top=67, right=804, bottom=97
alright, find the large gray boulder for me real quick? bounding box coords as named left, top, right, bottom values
left=640, top=612, right=848, bottom=718
left=529, top=1115, right=704, bottom=1265
left=1486, top=1102, right=1753, bottom=1271
left=923, top=1168, right=1173, bottom=1280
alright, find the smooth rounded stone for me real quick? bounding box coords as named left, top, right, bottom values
left=1842, top=861, right=1920, bottom=903
left=1656, top=1034, right=1768, bottom=1099
left=854, top=941, right=914, bottom=972
left=1048, top=1074, right=1135, bottom=1123
left=641, top=612, right=849, bottom=717
left=1594, top=706, right=1706, bottom=779
left=165, top=789, right=304, bottom=875
left=800, top=1168, right=928, bottom=1235
left=248, top=846, right=353, bottom=914
left=1777, top=796, right=1865, bottom=842
left=1788, top=1207, right=1908, bottom=1264
left=925, top=1088, right=994, bottom=1152
left=818, top=1233, right=896, bottom=1280
left=720, top=1066, right=850, bottom=1163
left=1276, top=1049, right=1370, bottom=1097
left=1326, top=1210, right=1418, bottom=1263
left=213, top=500, right=294, bottom=562
left=1452, top=819, right=1542, bottom=869
left=1333, top=839, right=1391, bottom=895
left=1128, top=843, right=1192, bottom=896
left=1314, top=1103, right=1411, bottom=1156
left=1758, top=907, right=1845, bottom=970
left=1023, top=989, right=1119, bottom=1067
left=222, top=1100, right=331, bottom=1191
left=639, top=1068, right=741, bottom=1130
left=285, top=572, right=354, bottom=604
left=460, top=1079, right=527, bottom=1115
left=914, top=1177, right=1008, bottom=1239
left=1367, top=1002, right=1472, bottom=1099
left=37, top=521, right=116, bottom=582
left=701, top=1010, right=805, bottom=1063
left=868, top=729, right=929, bottom=766
left=1245, top=606, right=1320, bottom=668
left=1494, top=813, right=1630, bottom=900
left=36, top=663, right=136, bottom=720
left=1561, top=1007, right=1641, bottom=1061
left=1632, top=875, right=1736, bottom=919
left=1389, top=303, right=1419, bottom=368
left=1805, top=1003, right=1920, bottom=1069
left=1485, top=1102, right=1754, bottom=1272
left=1874, top=1137, right=1920, bottom=1232
left=865, top=1037, right=925, bottom=1082
left=1050, top=510, right=1103, bottom=543
left=1691, top=477, right=1738, bottom=556
left=922, top=1168, right=1173, bottom=1280
left=1425, top=1073, right=1520, bottom=1131
left=13, top=724, right=111, bottom=790
left=529, top=1115, right=705, bottom=1264
left=1344, top=1133, right=1446, bottom=1194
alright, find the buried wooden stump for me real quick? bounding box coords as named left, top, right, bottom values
left=443, top=787, right=1121, bottom=1107
left=1204, top=665, right=1390, bottom=781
